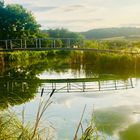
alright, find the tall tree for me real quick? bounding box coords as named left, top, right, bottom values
left=0, top=4, right=40, bottom=39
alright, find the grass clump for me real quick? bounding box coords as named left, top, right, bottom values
left=0, top=110, right=32, bottom=140
left=74, top=105, right=105, bottom=140
left=0, top=89, right=55, bottom=140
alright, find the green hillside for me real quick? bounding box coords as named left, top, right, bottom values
left=81, top=27, right=140, bottom=40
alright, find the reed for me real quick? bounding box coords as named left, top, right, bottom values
left=74, top=105, right=105, bottom=140
left=0, top=89, right=55, bottom=140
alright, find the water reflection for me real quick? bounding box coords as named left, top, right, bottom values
left=38, top=77, right=134, bottom=93
left=119, top=123, right=140, bottom=140
left=0, top=77, right=39, bottom=109
left=0, top=51, right=137, bottom=108
left=0, top=51, right=138, bottom=108
left=0, top=76, right=134, bottom=110
left=95, top=105, right=140, bottom=140
left=0, top=51, right=140, bottom=139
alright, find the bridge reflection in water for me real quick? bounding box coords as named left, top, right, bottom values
left=38, top=78, right=134, bottom=93
left=1, top=77, right=134, bottom=94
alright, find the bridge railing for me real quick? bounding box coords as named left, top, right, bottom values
left=0, top=38, right=84, bottom=50
left=1, top=78, right=134, bottom=93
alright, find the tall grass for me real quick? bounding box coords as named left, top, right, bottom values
left=0, top=89, right=55, bottom=140
left=0, top=110, right=32, bottom=139
left=74, top=105, right=105, bottom=140
left=5, top=50, right=70, bottom=62
left=0, top=89, right=105, bottom=140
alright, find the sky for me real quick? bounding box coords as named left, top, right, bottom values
left=5, top=0, right=140, bottom=32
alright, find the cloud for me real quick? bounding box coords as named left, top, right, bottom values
left=5, top=0, right=140, bottom=31
left=30, top=6, right=58, bottom=12
left=62, top=5, right=86, bottom=12
left=120, top=23, right=140, bottom=27
left=119, top=123, right=140, bottom=140
left=95, top=105, right=140, bottom=136
left=39, top=18, right=103, bottom=31
left=40, top=18, right=103, bottom=24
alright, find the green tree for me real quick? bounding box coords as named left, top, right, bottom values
left=44, top=28, right=83, bottom=39
left=43, top=28, right=84, bottom=48
left=0, top=4, right=40, bottom=39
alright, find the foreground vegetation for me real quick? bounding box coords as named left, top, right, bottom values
left=0, top=89, right=55, bottom=140
left=0, top=89, right=102, bottom=140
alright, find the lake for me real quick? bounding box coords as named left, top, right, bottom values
left=0, top=51, right=140, bottom=140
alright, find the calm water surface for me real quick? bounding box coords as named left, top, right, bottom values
left=0, top=51, right=140, bottom=140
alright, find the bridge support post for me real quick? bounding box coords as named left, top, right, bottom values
left=5, top=40, right=8, bottom=49
left=10, top=40, right=12, bottom=49
left=69, top=83, right=71, bottom=90
left=51, top=39, right=53, bottom=48
left=36, top=39, right=38, bottom=48
left=52, top=82, right=56, bottom=90
left=39, top=39, right=41, bottom=48
left=82, top=82, right=86, bottom=92
left=20, top=39, right=23, bottom=48
left=125, top=80, right=128, bottom=89
left=24, top=40, right=27, bottom=48
left=98, top=81, right=101, bottom=91
left=53, top=40, right=56, bottom=48
left=67, top=39, right=70, bottom=48
left=114, top=80, right=117, bottom=90
left=67, top=82, right=69, bottom=92
left=130, top=78, right=134, bottom=88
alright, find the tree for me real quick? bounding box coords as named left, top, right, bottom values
left=0, top=4, right=40, bottom=39
left=44, top=28, right=83, bottom=39
left=43, top=28, right=84, bottom=47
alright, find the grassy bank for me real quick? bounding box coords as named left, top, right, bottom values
left=3, top=50, right=70, bottom=62
left=69, top=51, right=140, bottom=77
left=0, top=89, right=55, bottom=140
left=2, top=50, right=140, bottom=78
left=0, top=109, right=102, bottom=140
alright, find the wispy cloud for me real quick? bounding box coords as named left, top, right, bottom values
left=41, top=18, right=103, bottom=24
left=62, top=5, right=86, bottom=12
left=120, top=23, right=140, bottom=27
left=30, top=6, right=58, bottom=12
left=5, top=0, right=140, bottom=31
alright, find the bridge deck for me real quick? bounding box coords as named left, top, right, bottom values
left=1, top=76, right=131, bottom=83
left=0, top=47, right=138, bottom=54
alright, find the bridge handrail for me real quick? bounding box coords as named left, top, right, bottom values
left=0, top=37, right=84, bottom=42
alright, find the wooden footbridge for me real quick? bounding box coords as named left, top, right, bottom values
left=0, top=38, right=138, bottom=54
left=0, top=38, right=84, bottom=52
left=1, top=77, right=134, bottom=93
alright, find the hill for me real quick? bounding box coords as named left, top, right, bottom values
left=81, top=27, right=140, bottom=40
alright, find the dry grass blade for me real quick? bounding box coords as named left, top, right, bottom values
left=74, top=105, right=86, bottom=140
left=30, top=88, right=55, bottom=140
left=41, top=88, right=44, bottom=97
